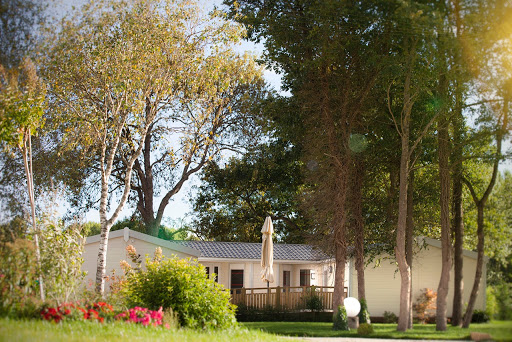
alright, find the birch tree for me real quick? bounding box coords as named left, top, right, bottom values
left=0, top=58, right=46, bottom=300
left=44, top=0, right=251, bottom=295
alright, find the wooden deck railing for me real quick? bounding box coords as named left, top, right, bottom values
left=230, top=286, right=347, bottom=311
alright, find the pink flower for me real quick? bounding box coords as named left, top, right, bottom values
left=115, top=312, right=127, bottom=320
left=142, top=313, right=151, bottom=326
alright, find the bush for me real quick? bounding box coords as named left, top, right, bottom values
left=41, top=302, right=115, bottom=323
left=487, top=283, right=512, bottom=320
left=471, top=310, right=490, bottom=323
left=121, top=246, right=236, bottom=329
left=358, top=298, right=371, bottom=324
left=0, top=238, right=39, bottom=317
left=357, top=323, right=374, bottom=336
left=40, top=221, right=85, bottom=303
left=383, top=311, right=398, bottom=323
left=333, top=305, right=348, bottom=330
left=413, top=288, right=437, bottom=324
left=303, top=290, right=324, bottom=312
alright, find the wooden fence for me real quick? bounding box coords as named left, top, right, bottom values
left=230, top=286, right=347, bottom=311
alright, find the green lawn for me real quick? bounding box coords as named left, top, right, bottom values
left=242, top=320, right=512, bottom=341
left=0, top=318, right=297, bottom=342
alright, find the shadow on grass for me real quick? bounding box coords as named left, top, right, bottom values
left=242, top=321, right=512, bottom=341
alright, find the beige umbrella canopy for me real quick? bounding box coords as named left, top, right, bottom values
left=260, top=216, right=275, bottom=284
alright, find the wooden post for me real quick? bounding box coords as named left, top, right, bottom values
left=242, top=288, right=246, bottom=306
left=276, top=286, right=281, bottom=309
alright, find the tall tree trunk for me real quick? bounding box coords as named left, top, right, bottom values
left=95, top=113, right=149, bottom=296
left=436, top=113, right=452, bottom=331
left=134, top=123, right=156, bottom=235
left=393, top=38, right=419, bottom=332
left=396, top=129, right=411, bottom=332
left=450, top=0, right=465, bottom=326
left=461, top=95, right=507, bottom=328
left=352, top=157, right=366, bottom=301
left=461, top=204, right=485, bottom=328
left=406, top=167, right=414, bottom=330
left=451, top=89, right=465, bottom=327
left=22, top=134, right=44, bottom=301
left=332, top=165, right=349, bottom=314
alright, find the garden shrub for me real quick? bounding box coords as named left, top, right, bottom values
left=0, top=218, right=86, bottom=318
left=115, top=306, right=165, bottom=327
left=121, top=246, right=236, bottom=329
left=487, top=283, right=512, bottom=320
left=303, top=290, right=324, bottom=312
left=382, top=311, right=397, bottom=323
left=357, top=323, right=374, bottom=336
left=41, top=302, right=115, bottom=323
left=40, top=221, right=85, bottom=303
left=471, top=310, right=490, bottom=323
left=0, top=238, right=39, bottom=317
left=358, top=298, right=371, bottom=324
left=413, top=288, right=437, bottom=324
left=333, top=305, right=348, bottom=330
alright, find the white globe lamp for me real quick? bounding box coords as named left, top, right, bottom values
left=343, top=297, right=361, bottom=329
left=343, top=297, right=361, bottom=317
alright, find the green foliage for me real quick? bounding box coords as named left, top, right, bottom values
left=39, top=221, right=85, bottom=304
left=358, top=298, right=371, bottom=324
left=332, top=305, right=348, bottom=331
left=0, top=216, right=28, bottom=247
left=471, top=310, right=490, bottom=323
left=0, top=215, right=86, bottom=316
left=121, top=247, right=236, bottom=329
left=82, top=222, right=101, bottom=237
left=0, top=58, right=45, bottom=148
left=110, top=217, right=145, bottom=234
left=464, top=170, right=512, bottom=272
left=190, top=141, right=307, bottom=243
left=158, top=226, right=187, bottom=241
left=486, top=284, right=512, bottom=320
left=357, top=323, right=374, bottom=336
left=0, top=238, right=39, bottom=317
left=303, top=292, right=324, bottom=312
left=382, top=311, right=398, bottom=324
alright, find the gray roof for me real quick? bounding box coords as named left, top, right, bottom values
left=174, top=240, right=331, bottom=261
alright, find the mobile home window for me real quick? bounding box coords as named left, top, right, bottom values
left=231, top=269, right=244, bottom=289
left=283, top=270, right=291, bottom=287
left=300, top=269, right=311, bottom=286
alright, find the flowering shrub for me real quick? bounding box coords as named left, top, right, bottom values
left=40, top=302, right=170, bottom=328
left=413, top=288, right=437, bottom=324
left=115, top=306, right=167, bottom=327
left=41, top=302, right=114, bottom=323
left=121, top=246, right=236, bottom=329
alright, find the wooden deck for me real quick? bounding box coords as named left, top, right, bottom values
left=230, top=286, right=347, bottom=311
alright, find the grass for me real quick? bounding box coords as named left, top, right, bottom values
left=242, top=320, right=512, bottom=341
left=0, top=318, right=298, bottom=342
left=2, top=318, right=511, bottom=341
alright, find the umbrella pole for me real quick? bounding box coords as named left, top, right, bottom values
left=267, top=281, right=270, bottom=306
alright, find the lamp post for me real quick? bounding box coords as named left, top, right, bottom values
left=344, top=297, right=361, bottom=329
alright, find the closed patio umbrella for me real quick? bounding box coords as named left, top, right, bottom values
left=260, top=216, right=275, bottom=286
